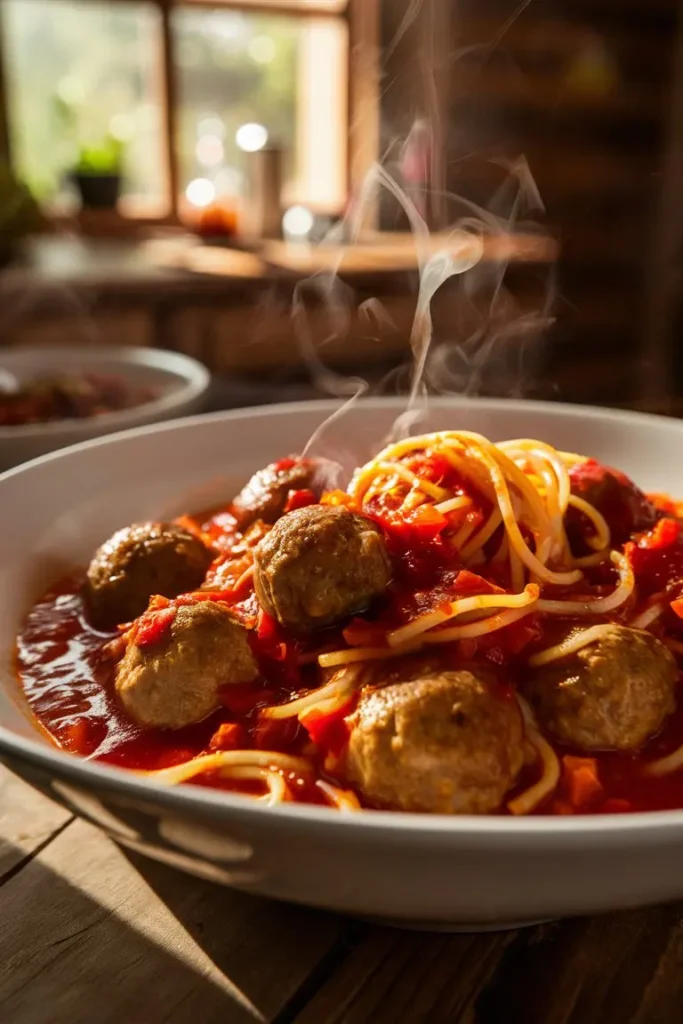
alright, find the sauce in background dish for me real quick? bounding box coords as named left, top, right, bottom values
left=0, top=373, right=159, bottom=427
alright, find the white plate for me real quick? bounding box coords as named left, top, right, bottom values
left=0, top=346, right=210, bottom=471
left=1, top=397, right=683, bottom=930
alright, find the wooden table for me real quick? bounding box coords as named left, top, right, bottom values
left=2, top=766, right=683, bottom=1024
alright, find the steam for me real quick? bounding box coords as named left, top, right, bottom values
left=293, top=145, right=553, bottom=468
left=289, top=0, right=555, bottom=470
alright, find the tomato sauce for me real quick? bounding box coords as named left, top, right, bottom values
left=13, top=453, right=683, bottom=817
left=14, top=568, right=683, bottom=816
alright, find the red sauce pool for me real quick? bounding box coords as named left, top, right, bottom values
left=14, top=573, right=333, bottom=804
left=15, top=571, right=683, bottom=816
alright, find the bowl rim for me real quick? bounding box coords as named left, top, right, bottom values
left=0, top=345, right=210, bottom=441
left=4, top=394, right=683, bottom=843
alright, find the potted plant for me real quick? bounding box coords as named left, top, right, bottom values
left=70, top=135, right=125, bottom=210
left=0, top=161, right=43, bottom=267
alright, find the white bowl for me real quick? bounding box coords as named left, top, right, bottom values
left=0, top=346, right=210, bottom=471
left=2, top=397, right=683, bottom=931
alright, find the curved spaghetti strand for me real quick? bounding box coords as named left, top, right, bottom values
left=139, top=750, right=311, bottom=786
left=508, top=698, right=561, bottom=815
left=528, top=624, right=617, bottom=668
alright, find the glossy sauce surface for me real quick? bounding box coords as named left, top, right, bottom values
left=14, top=459, right=683, bottom=817
left=15, top=568, right=683, bottom=815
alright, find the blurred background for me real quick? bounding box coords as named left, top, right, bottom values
left=0, top=0, right=681, bottom=418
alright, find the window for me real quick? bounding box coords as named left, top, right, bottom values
left=175, top=7, right=347, bottom=210
left=0, top=0, right=354, bottom=222
left=2, top=1, right=168, bottom=212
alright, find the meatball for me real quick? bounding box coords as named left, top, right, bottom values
left=232, top=457, right=323, bottom=529
left=568, top=459, right=657, bottom=546
left=525, top=625, right=677, bottom=751
left=254, top=505, right=391, bottom=632
left=85, top=522, right=213, bottom=630
left=344, top=669, right=524, bottom=814
left=116, top=600, right=258, bottom=730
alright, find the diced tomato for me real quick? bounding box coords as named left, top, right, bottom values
left=253, top=608, right=298, bottom=665
left=134, top=606, right=176, bottom=648
left=209, top=722, right=247, bottom=752
left=452, top=569, right=504, bottom=597
left=300, top=698, right=355, bottom=757
left=408, top=505, right=448, bottom=534
left=671, top=598, right=683, bottom=620
left=320, top=489, right=357, bottom=511
left=405, top=453, right=453, bottom=486
left=380, top=504, right=448, bottom=544
left=637, top=517, right=680, bottom=551
left=626, top=531, right=683, bottom=597
left=284, top=489, right=317, bottom=514
left=173, top=514, right=210, bottom=544
left=257, top=609, right=279, bottom=642
left=562, top=755, right=604, bottom=809
left=274, top=457, right=298, bottom=472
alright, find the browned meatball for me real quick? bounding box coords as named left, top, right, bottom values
left=524, top=625, right=677, bottom=751
left=116, top=600, right=258, bottom=730
left=232, top=457, right=324, bottom=529
left=85, top=522, right=213, bottom=630
left=344, top=669, right=524, bottom=814
left=567, top=459, right=657, bottom=547
left=253, top=505, right=391, bottom=633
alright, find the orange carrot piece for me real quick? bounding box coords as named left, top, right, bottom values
left=562, top=755, right=604, bottom=809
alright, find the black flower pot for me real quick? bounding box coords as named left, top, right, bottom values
left=71, top=171, right=121, bottom=210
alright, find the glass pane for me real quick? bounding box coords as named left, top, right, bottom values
left=2, top=0, right=167, bottom=210
left=174, top=7, right=347, bottom=213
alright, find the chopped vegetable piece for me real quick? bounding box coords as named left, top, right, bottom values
left=209, top=722, right=247, bottom=752
left=134, top=605, right=176, bottom=648
left=284, top=489, right=317, bottom=514
left=300, top=697, right=355, bottom=757
left=562, top=755, right=604, bottom=809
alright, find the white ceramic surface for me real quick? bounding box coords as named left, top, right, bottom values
left=0, top=346, right=210, bottom=471
left=2, top=397, right=683, bottom=930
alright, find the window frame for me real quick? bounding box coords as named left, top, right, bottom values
left=0, top=0, right=379, bottom=232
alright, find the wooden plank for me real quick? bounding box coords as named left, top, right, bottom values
left=294, top=927, right=514, bottom=1023
left=0, top=766, right=72, bottom=882
left=0, top=816, right=348, bottom=1024
left=295, top=906, right=683, bottom=1024
left=476, top=907, right=683, bottom=1024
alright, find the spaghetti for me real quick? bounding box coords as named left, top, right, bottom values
left=508, top=699, right=561, bottom=816
left=15, top=429, right=683, bottom=819
left=317, top=431, right=626, bottom=669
